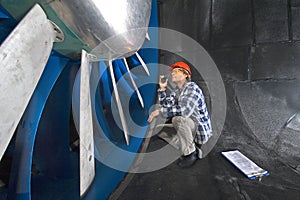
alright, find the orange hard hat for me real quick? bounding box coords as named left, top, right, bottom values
left=169, top=61, right=191, bottom=75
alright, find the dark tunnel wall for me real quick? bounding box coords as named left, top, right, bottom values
left=159, top=0, right=300, bottom=79
left=157, top=0, right=300, bottom=198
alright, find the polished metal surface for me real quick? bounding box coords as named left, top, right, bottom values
left=0, top=4, right=60, bottom=162
left=49, top=20, right=64, bottom=42
left=49, top=0, right=152, bottom=59
left=122, top=57, right=144, bottom=108
left=108, top=60, right=130, bottom=144
left=79, top=50, right=95, bottom=197
left=135, top=52, right=150, bottom=75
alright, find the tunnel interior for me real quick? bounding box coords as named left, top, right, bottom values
left=118, top=0, right=300, bottom=199
left=157, top=0, right=300, bottom=164
left=0, top=0, right=300, bottom=199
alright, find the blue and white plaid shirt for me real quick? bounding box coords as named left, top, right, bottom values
left=158, top=82, right=212, bottom=144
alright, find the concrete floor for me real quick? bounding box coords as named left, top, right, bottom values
left=116, top=129, right=300, bottom=200
left=115, top=81, right=300, bottom=200
left=116, top=141, right=294, bottom=200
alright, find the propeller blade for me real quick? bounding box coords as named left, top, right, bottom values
left=122, top=57, right=144, bottom=108
left=145, top=32, right=150, bottom=41
left=0, top=4, right=62, bottom=161
left=79, top=50, right=95, bottom=197
left=108, top=60, right=130, bottom=145
left=135, top=52, right=150, bottom=76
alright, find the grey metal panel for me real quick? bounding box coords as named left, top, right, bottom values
left=211, top=0, right=252, bottom=48
left=277, top=125, right=300, bottom=165
left=0, top=4, right=57, bottom=162
left=209, top=47, right=249, bottom=81
left=79, top=50, right=95, bottom=197
left=236, top=80, right=300, bottom=160
left=252, top=42, right=300, bottom=80
left=159, top=0, right=211, bottom=48
left=292, top=6, right=300, bottom=40
left=291, top=0, right=300, bottom=6
left=254, top=0, right=289, bottom=43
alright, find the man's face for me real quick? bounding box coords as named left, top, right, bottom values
left=171, top=68, right=187, bottom=83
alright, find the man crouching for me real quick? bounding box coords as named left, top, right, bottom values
left=148, top=61, right=213, bottom=168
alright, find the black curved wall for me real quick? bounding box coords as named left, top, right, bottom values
left=157, top=0, right=300, bottom=199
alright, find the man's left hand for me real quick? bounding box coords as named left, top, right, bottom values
left=147, top=109, right=160, bottom=123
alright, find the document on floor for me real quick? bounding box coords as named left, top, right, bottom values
left=221, top=150, right=269, bottom=180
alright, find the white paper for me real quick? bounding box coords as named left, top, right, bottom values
left=222, top=150, right=269, bottom=180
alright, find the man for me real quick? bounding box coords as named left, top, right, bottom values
left=148, top=61, right=212, bottom=168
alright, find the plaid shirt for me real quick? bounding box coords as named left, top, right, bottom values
left=158, top=82, right=212, bottom=144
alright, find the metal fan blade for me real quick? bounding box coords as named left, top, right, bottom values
left=108, top=60, right=130, bottom=145
left=135, top=52, right=150, bottom=76
left=0, top=4, right=63, bottom=161
left=146, top=32, right=150, bottom=41
left=122, top=57, right=144, bottom=108
left=79, top=50, right=95, bottom=197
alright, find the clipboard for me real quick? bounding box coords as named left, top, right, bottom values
left=221, top=150, right=269, bottom=180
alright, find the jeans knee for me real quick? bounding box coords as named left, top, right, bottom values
left=172, top=116, right=186, bottom=128
left=172, top=116, right=195, bottom=131
left=172, top=116, right=184, bottom=123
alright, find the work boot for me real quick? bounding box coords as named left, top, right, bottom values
left=177, top=150, right=198, bottom=168
left=196, top=146, right=203, bottom=159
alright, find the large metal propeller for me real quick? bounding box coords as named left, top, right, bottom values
left=0, top=0, right=152, bottom=197
left=0, top=4, right=63, bottom=162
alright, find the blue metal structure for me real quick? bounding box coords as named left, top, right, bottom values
left=0, top=1, right=158, bottom=199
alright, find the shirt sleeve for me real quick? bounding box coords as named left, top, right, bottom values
left=159, top=83, right=203, bottom=118
left=158, top=90, right=176, bottom=108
